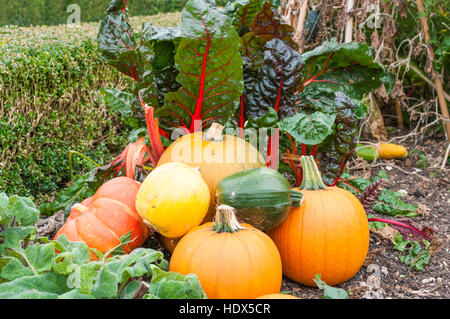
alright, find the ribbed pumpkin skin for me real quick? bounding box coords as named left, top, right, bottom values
left=267, top=187, right=369, bottom=287
left=157, top=131, right=266, bottom=223
left=169, top=223, right=282, bottom=299
left=55, top=177, right=150, bottom=258
left=135, top=162, right=210, bottom=238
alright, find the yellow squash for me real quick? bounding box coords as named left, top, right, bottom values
left=135, top=162, right=210, bottom=238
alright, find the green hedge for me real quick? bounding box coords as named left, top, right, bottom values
left=0, top=23, right=133, bottom=203
left=0, top=14, right=182, bottom=204
left=0, top=0, right=227, bottom=26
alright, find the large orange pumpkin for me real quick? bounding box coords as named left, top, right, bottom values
left=55, top=177, right=151, bottom=258
left=157, top=123, right=266, bottom=222
left=169, top=205, right=282, bottom=299
left=267, top=156, right=369, bottom=287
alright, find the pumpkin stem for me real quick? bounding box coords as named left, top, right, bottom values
left=300, top=155, right=326, bottom=190
left=212, top=205, right=244, bottom=233
left=204, top=123, right=224, bottom=142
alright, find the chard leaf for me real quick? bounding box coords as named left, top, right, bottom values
left=103, top=87, right=135, bottom=118
left=145, top=266, right=207, bottom=299
left=279, top=111, right=336, bottom=145
left=394, top=235, right=431, bottom=271
left=245, top=107, right=278, bottom=129
left=243, top=38, right=305, bottom=121
left=103, top=87, right=144, bottom=130
left=158, top=0, right=244, bottom=132
left=97, top=0, right=140, bottom=80
left=250, top=1, right=298, bottom=50
left=141, top=23, right=182, bottom=107
left=317, top=92, right=358, bottom=185
left=339, top=171, right=418, bottom=217
left=225, top=0, right=265, bottom=36
left=301, top=39, right=387, bottom=119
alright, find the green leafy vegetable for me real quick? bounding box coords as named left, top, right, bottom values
left=394, top=235, right=431, bottom=271
left=0, top=192, right=40, bottom=228
left=158, top=0, right=244, bottom=132
left=313, top=274, right=349, bottom=299
left=339, top=171, right=418, bottom=217
left=0, top=217, right=206, bottom=299
left=226, top=0, right=265, bottom=36
left=145, top=266, right=207, bottom=299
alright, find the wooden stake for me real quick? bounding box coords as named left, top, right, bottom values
left=415, top=0, right=450, bottom=141
left=395, top=100, right=404, bottom=130
left=344, top=0, right=354, bottom=43
left=294, top=0, right=309, bottom=52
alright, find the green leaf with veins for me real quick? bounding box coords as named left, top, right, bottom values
left=0, top=226, right=55, bottom=281
left=279, top=112, right=336, bottom=145
left=301, top=39, right=389, bottom=119
left=158, top=0, right=244, bottom=132
left=0, top=272, right=70, bottom=299
left=394, top=235, right=431, bottom=271
left=225, top=0, right=265, bottom=36
left=339, top=171, right=418, bottom=217
left=145, top=266, right=207, bottom=299
left=0, top=192, right=40, bottom=228
left=314, top=274, right=349, bottom=299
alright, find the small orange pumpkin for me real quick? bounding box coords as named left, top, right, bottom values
left=169, top=205, right=282, bottom=299
left=157, top=123, right=266, bottom=222
left=55, top=177, right=151, bottom=258
left=267, top=156, right=369, bottom=287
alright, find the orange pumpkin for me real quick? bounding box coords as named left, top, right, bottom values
left=55, top=177, right=151, bottom=258
left=267, top=156, right=369, bottom=287
left=169, top=205, right=282, bottom=299
left=256, top=293, right=299, bottom=299
left=157, top=123, right=266, bottom=222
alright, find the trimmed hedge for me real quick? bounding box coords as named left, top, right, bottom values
left=0, top=14, right=181, bottom=203
left=0, top=23, right=127, bottom=203
left=0, top=0, right=227, bottom=26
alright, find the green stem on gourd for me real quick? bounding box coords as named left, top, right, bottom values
left=300, top=155, right=326, bottom=190
left=212, top=205, right=243, bottom=233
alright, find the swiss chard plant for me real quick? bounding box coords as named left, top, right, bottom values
left=97, top=0, right=391, bottom=184
left=40, top=0, right=395, bottom=217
